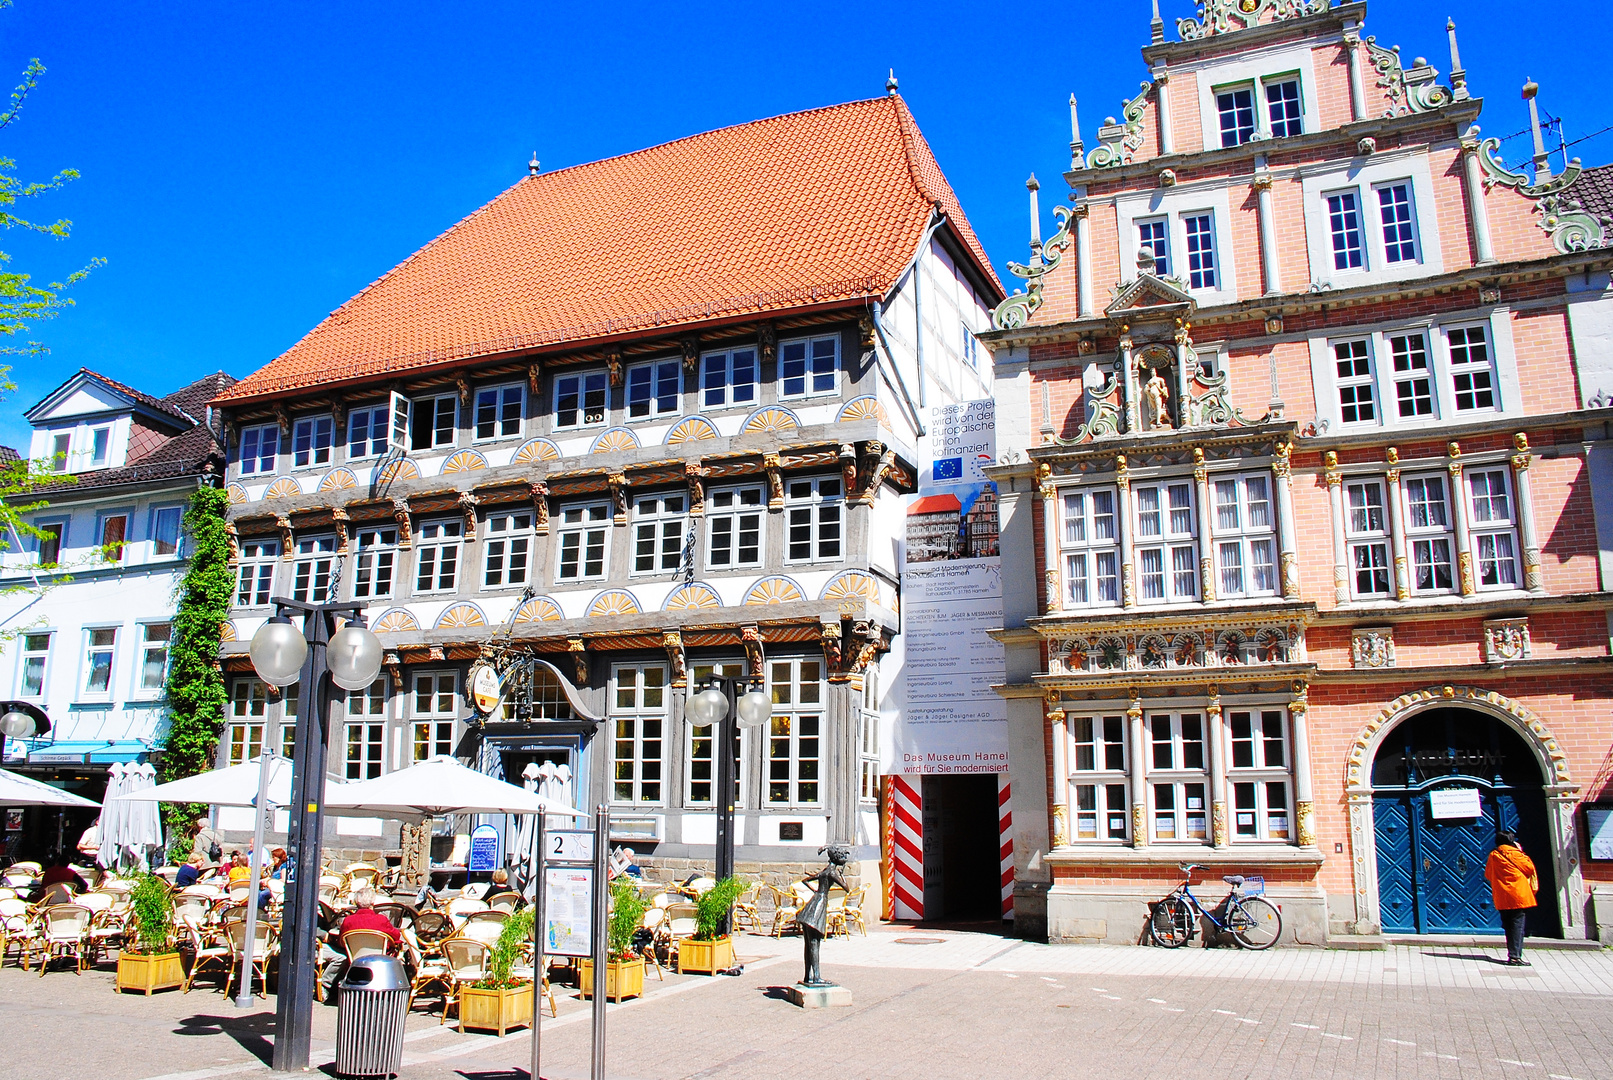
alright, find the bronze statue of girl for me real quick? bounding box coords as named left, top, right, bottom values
left=798, top=844, right=849, bottom=987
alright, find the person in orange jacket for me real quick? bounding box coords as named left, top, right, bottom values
left=1484, top=830, right=1539, bottom=966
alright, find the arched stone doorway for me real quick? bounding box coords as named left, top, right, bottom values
left=1343, top=686, right=1585, bottom=938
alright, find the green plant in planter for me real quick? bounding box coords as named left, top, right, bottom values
left=693, top=877, right=747, bottom=941
left=126, top=874, right=173, bottom=954
left=607, top=877, right=648, bottom=961
left=475, top=908, right=535, bottom=990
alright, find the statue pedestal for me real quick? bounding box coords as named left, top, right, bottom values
left=784, top=982, right=852, bottom=1009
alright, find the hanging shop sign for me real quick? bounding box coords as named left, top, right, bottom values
left=469, top=663, right=504, bottom=715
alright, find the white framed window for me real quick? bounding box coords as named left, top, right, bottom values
left=858, top=668, right=880, bottom=803
left=474, top=383, right=524, bottom=441
left=1068, top=714, right=1128, bottom=842
left=87, top=425, right=112, bottom=468
left=280, top=682, right=300, bottom=758
left=1389, top=332, right=1434, bottom=419
left=611, top=664, right=666, bottom=805
left=767, top=658, right=823, bottom=806
left=1447, top=324, right=1496, bottom=413
left=347, top=404, right=390, bottom=459
left=1333, top=338, right=1376, bottom=424
left=138, top=623, right=171, bottom=694
left=414, top=519, right=462, bottom=594
left=239, top=424, right=279, bottom=476
left=34, top=521, right=63, bottom=566
left=48, top=431, right=70, bottom=472
left=1376, top=181, right=1419, bottom=264
left=554, top=370, right=608, bottom=430
left=1467, top=468, right=1520, bottom=590
left=150, top=506, right=183, bottom=558
left=785, top=476, right=843, bottom=562
left=1265, top=76, right=1302, bottom=137
left=292, top=415, right=334, bottom=469
left=344, top=679, right=387, bottom=780
left=352, top=525, right=399, bottom=600
left=1147, top=711, right=1209, bottom=844
left=1133, top=480, right=1197, bottom=604
left=686, top=660, right=746, bottom=806
left=706, top=485, right=764, bottom=570
left=1345, top=481, right=1391, bottom=599
left=235, top=538, right=279, bottom=607
left=1216, top=84, right=1255, bottom=147
left=1228, top=709, right=1291, bottom=842
left=1183, top=213, right=1217, bottom=290
left=1327, top=189, right=1365, bottom=270
left=1137, top=218, right=1168, bottom=276
left=482, top=511, right=533, bottom=588
left=227, top=678, right=267, bottom=766
left=626, top=359, right=681, bottom=420
left=1403, top=473, right=1454, bottom=594
left=961, top=323, right=980, bottom=370
left=291, top=534, right=337, bottom=603
left=556, top=502, right=610, bottom=582
left=1211, top=473, right=1276, bottom=598
left=83, top=627, right=117, bottom=697
left=409, top=393, right=457, bottom=452
left=701, top=346, right=758, bottom=410
left=1059, top=487, right=1120, bottom=608
left=19, top=632, right=50, bottom=698
left=411, top=671, right=458, bottom=762
left=779, top=335, right=838, bottom=398
left=97, top=511, right=129, bottom=563
left=631, top=492, right=686, bottom=575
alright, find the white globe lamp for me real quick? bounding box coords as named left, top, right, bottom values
left=249, top=617, right=308, bottom=687
left=328, top=624, right=385, bottom=691
left=685, top=686, right=729, bottom=729
left=735, top=687, right=773, bottom=729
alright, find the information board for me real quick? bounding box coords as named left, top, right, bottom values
left=1429, top=788, right=1483, bottom=820
left=547, top=829, right=595, bottom=864
left=1587, top=806, right=1613, bottom=861
left=468, top=823, right=500, bottom=871
left=544, top=866, right=595, bottom=956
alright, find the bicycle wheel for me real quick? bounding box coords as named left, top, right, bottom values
left=1148, top=895, right=1195, bottom=948
left=1228, top=897, right=1282, bottom=949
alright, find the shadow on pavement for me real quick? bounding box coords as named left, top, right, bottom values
left=174, top=1012, right=277, bottom=1065
left=758, top=985, right=795, bottom=1001
left=1421, top=951, right=1512, bottom=965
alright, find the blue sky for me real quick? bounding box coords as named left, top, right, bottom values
left=0, top=0, right=1606, bottom=450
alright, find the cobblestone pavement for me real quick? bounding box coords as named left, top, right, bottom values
left=4, top=929, right=1611, bottom=1080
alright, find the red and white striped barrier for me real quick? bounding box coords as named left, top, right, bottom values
left=888, top=775, right=924, bottom=920
left=998, top=775, right=1015, bottom=920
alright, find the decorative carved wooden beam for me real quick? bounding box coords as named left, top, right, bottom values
left=391, top=497, right=413, bottom=548
left=272, top=405, right=292, bottom=436
left=530, top=481, right=550, bottom=535
left=455, top=375, right=472, bottom=406
left=856, top=441, right=895, bottom=505
left=332, top=507, right=351, bottom=554
left=663, top=630, right=686, bottom=688
left=567, top=637, right=589, bottom=685
left=685, top=460, right=708, bottom=516
left=839, top=443, right=858, bottom=497
left=606, top=347, right=623, bottom=388
left=758, top=322, right=777, bottom=366
left=458, top=491, right=480, bottom=540
left=680, top=335, right=700, bottom=373
left=763, top=452, right=784, bottom=511
left=224, top=521, right=240, bottom=567
left=275, top=514, right=294, bottom=559
left=528, top=361, right=542, bottom=397
left=607, top=471, right=628, bottom=526
left=741, top=624, right=765, bottom=679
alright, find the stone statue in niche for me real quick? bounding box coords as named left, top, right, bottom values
left=1142, top=366, right=1172, bottom=429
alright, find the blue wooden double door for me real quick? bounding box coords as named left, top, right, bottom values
left=1371, top=709, right=1557, bottom=936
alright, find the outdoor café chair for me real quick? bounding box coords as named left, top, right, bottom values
left=341, top=928, right=395, bottom=962
left=730, top=881, right=764, bottom=933
left=663, top=903, right=698, bottom=968
left=439, top=937, right=490, bottom=1026
left=768, top=884, right=803, bottom=937
left=840, top=883, right=871, bottom=936
left=181, top=920, right=231, bottom=993
left=413, top=910, right=452, bottom=947
left=401, top=934, right=451, bottom=1009
left=637, top=907, right=666, bottom=979
left=152, top=866, right=179, bottom=886
left=225, top=919, right=274, bottom=997
left=824, top=886, right=849, bottom=937
left=36, top=903, right=92, bottom=975
left=445, top=896, right=489, bottom=924
left=0, top=887, right=14, bottom=900
left=458, top=909, right=508, bottom=947
left=484, top=890, right=521, bottom=913
left=0, top=896, right=39, bottom=968
left=509, top=949, right=559, bottom=1017
left=37, top=882, right=78, bottom=907
left=8, top=861, right=41, bottom=874
left=372, top=902, right=416, bottom=930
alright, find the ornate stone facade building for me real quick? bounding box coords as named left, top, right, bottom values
left=208, top=94, right=1002, bottom=881
left=985, top=0, right=1613, bottom=943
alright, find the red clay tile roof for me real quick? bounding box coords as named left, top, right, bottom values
left=216, top=96, right=1002, bottom=406
left=26, top=367, right=197, bottom=427
left=909, top=493, right=962, bottom=515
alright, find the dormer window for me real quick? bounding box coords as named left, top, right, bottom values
left=88, top=426, right=111, bottom=468
left=240, top=424, right=279, bottom=476
left=292, top=416, right=334, bottom=469
left=49, top=432, right=69, bottom=473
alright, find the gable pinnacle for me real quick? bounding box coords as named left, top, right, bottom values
left=528, top=153, right=540, bottom=177
left=886, top=69, right=898, bottom=96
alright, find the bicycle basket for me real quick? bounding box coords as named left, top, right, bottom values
left=1237, top=876, right=1265, bottom=897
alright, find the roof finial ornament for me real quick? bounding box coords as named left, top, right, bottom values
left=1150, top=0, right=1164, bottom=44
left=1026, top=174, right=1043, bottom=263
left=1522, top=78, right=1551, bottom=182
left=1068, top=94, right=1085, bottom=171
left=886, top=69, right=898, bottom=96
left=528, top=153, right=540, bottom=177
left=1446, top=19, right=1469, bottom=100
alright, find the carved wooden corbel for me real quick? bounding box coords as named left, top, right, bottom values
left=454, top=375, right=472, bottom=406
left=222, top=419, right=238, bottom=452
left=605, top=347, right=623, bottom=388
left=384, top=652, right=404, bottom=693
left=272, top=405, right=292, bottom=436
left=680, top=335, right=701, bottom=373
left=763, top=452, right=784, bottom=511
left=684, top=460, right=708, bottom=516
left=331, top=507, right=351, bottom=554
left=328, top=397, right=347, bottom=433
left=857, top=442, right=895, bottom=505
left=224, top=521, right=241, bottom=567
left=391, top=497, right=413, bottom=548
left=663, top=631, right=686, bottom=688
left=457, top=491, right=480, bottom=540
left=275, top=514, right=294, bottom=560
left=530, top=480, right=550, bottom=535
left=741, top=624, right=765, bottom=679
left=607, top=471, right=628, bottom=526
left=758, top=322, right=777, bottom=367
left=567, top=637, right=589, bottom=686
left=527, top=361, right=542, bottom=397
left=858, top=314, right=876, bottom=349
left=839, top=443, right=858, bottom=496
left=821, top=618, right=844, bottom=678
left=847, top=621, right=885, bottom=677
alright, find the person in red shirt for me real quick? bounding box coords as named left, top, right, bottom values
left=38, top=854, right=88, bottom=898
left=320, top=888, right=400, bottom=1000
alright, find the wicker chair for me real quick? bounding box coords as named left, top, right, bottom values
left=36, top=903, right=93, bottom=975
left=439, top=937, right=490, bottom=1026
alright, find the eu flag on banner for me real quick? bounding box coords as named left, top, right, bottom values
left=932, top=457, right=962, bottom=481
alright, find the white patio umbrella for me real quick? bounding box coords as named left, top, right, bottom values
left=512, top=762, right=541, bottom=893
left=121, top=764, right=165, bottom=873
left=0, top=767, right=100, bottom=808
left=97, top=763, right=130, bottom=869
left=326, top=755, right=587, bottom=819
left=544, top=763, right=575, bottom=832
left=116, top=755, right=299, bottom=809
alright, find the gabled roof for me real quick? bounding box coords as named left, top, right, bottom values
left=215, top=95, right=1003, bottom=406
left=26, top=367, right=197, bottom=427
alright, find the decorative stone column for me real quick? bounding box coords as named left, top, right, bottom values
left=1448, top=441, right=1477, bottom=596
left=1460, top=127, right=1497, bottom=264
left=1512, top=433, right=1546, bottom=592
left=1127, top=688, right=1147, bottom=847
left=1343, top=20, right=1366, bottom=121
left=1116, top=454, right=1137, bottom=608
left=1324, top=451, right=1349, bottom=604
left=1273, top=440, right=1300, bottom=599
left=1384, top=447, right=1410, bottom=600
left=1153, top=69, right=1174, bottom=155
left=1207, top=686, right=1228, bottom=849
left=1253, top=159, right=1281, bottom=294
left=1074, top=204, right=1094, bottom=318
left=1120, top=328, right=1139, bottom=434
left=1038, top=462, right=1062, bottom=613
left=1047, top=693, right=1070, bottom=848
left=1290, top=681, right=1315, bottom=849
left=1192, top=448, right=1217, bottom=602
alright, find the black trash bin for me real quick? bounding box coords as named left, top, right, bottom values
left=334, top=955, right=410, bottom=1078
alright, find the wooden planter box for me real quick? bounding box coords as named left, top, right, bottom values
left=678, top=936, right=734, bottom=975
left=117, top=951, right=184, bottom=995
left=459, top=982, right=534, bottom=1036
left=578, top=957, right=644, bottom=1001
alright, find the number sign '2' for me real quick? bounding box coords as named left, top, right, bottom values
left=549, top=829, right=595, bottom=863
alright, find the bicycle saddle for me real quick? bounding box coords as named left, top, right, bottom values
left=1222, top=875, right=1245, bottom=886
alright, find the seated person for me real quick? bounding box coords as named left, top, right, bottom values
left=266, top=847, right=289, bottom=880
left=38, top=854, right=88, bottom=894
left=175, top=852, right=206, bottom=888
left=225, top=851, right=252, bottom=886
left=320, top=888, right=400, bottom=1000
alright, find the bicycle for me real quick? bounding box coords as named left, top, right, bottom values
left=1147, top=864, right=1282, bottom=950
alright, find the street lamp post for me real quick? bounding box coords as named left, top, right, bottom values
left=684, top=674, right=771, bottom=932
left=0, top=701, right=51, bottom=757
left=248, top=597, right=381, bottom=1073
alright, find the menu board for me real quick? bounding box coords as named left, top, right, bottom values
left=544, top=866, right=594, bottom=956
left=1587, top=806, right=1613, bottom=862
